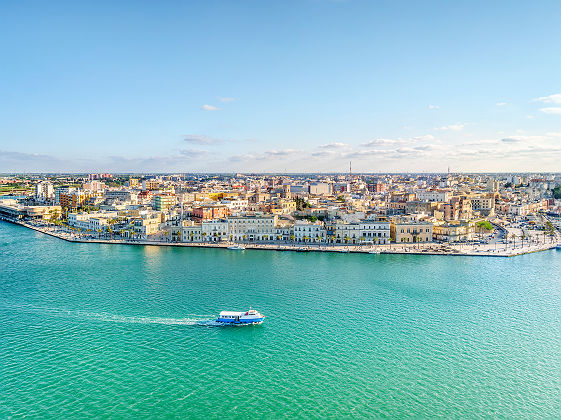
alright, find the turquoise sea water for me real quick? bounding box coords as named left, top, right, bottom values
left=1, top=221, right=561, bottom=418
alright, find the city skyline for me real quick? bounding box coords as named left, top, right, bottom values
left=1, top=0, right=561, bottom=172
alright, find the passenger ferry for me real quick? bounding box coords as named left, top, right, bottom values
left=216, top=308, right=265, bottom=324
left=227, top=245, right=245, bottom=250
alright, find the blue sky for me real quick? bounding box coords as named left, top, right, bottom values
left=1, top=0, right=560, bottom=172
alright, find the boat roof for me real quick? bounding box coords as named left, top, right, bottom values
left=219, top=311, right=244, bottom=316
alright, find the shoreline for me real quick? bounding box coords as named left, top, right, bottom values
left=3, top=217, right=558, bottom=258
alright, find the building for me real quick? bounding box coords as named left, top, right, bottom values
left=59, top=191, right=94, bottom=210
left=227, top=215, right=277, bottom=242
left=142, top=179, right=160, bottom=191
left=153, top=194, right=176, bottom=212
left=309, top=183, right=331, bottom=196
left=35, top=181, right=54, bottom=202
left=391, top=221, right=433, bottom=243
left=201, top=220, right=229, bottom=242
left=192, top=205, right=229, bottom=221
left=359, top=220, right=391, bottom=244
left=82, top=180, right=105, bottom=193
left=105, top=189, right=137, bottom=204
left=433, top=221, right=475, bottom=242
left=417, top=190, right=451, bottom=202
left=329, top=222, right=362, bottom=244
left=508, top=200, right=548, bottom=216
left=133, top=213, right=163, bottom=238
left=293, top=220, right=327, bottom=243
left=367, top=182, right=385, bottom=193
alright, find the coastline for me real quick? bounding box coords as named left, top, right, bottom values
left=3, top=217, right=558, bottom=258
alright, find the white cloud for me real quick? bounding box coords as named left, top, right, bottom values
left=362, top=138, right=401, bottom=146
left=219, top=97, right=235, bottom=103
left=179, top=149, right=211, bottom=158
left=428, top=104, right=440, bottom=110
left=202, top=104, right=220, bottom=111
left=496, top=102, right=507, bottom=106
left=319, top=142, right=348, bottom=149
left=534, top=93, right=561, bottom=104
left=183, top=134, right=225, bottom=145
left=411, top=134, right=435, bottom=142
left=540, top=107, right=561, bottom=115
left=436, top=123, right=465, bottom=131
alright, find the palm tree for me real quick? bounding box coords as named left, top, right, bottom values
left=509, top=233, right=516, bottom=249
left=330, top=235, right=336, bottom=247
left=202, top=232, right=207, bottom=243
left=289, top=234, right=295, bottom=246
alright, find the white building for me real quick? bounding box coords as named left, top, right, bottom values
left=309, top=182, right=331, bottom=196
left=227, top=215, right=277, bottom=242
left=67, top=211, right=117, bottom=231
left=202, top=220, right=228, bottom=242
left=416, top=190, right=451, bottom=202
left=359, top=220, right=391, bottom=244
left=293, top=221, right=326, bottom=243
left=220, top=199, right=249, bottom=214
left=35, top=181, right=54, bottom=202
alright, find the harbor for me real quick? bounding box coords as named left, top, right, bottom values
left=4, top=217, right=559, bottom=258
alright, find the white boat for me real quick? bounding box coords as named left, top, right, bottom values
left=368, top=250, right=381, bottom=254
left=216, top=308, right=265, bottom=325
left=227, top=245, right=245, bottom=250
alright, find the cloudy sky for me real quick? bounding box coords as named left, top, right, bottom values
left=1, top=0, right=560, bottom=173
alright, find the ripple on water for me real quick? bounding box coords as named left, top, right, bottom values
left=1, top=221, right=561, bottom=418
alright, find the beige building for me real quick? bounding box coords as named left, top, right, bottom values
left=391, top=221, right=433, bottom=243
left=433, top=221, right=475, bottom=242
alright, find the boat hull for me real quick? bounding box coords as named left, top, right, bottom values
left=216, top=317, right=264, bottom=324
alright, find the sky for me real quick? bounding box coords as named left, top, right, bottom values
left=1, top=0, right=561, bottom=173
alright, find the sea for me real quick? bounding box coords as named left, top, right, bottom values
left=1, top=221, right=560, bottom=418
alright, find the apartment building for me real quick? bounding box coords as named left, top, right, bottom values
left=391, top=221, right=433, bottom=243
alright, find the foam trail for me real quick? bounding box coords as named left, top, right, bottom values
left=1, top=302, right=215, bottom=326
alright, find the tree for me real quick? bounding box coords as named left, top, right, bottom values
left=202, top=232, right=207, bottom=243
left=552, top=186, right=561, bottom=199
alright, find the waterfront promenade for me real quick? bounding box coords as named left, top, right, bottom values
left=7, top=218, right=559, bottom=258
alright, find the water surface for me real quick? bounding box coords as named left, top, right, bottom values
left=1, top=221, right=560, bottom=418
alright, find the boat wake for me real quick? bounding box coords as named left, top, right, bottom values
left=2, top=302, right=217, bottom=327
left=77, top=311, right=215, bottom=326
